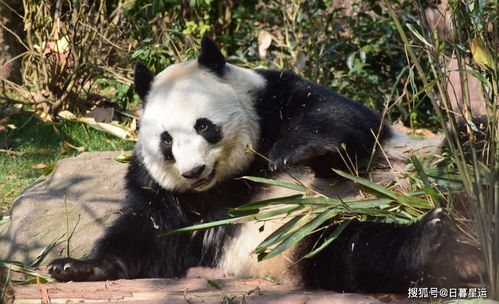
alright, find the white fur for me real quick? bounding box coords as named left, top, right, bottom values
left=138, top=61, right=265, bottom=192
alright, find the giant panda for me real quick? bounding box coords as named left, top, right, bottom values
left=48, top=37, right=481, bottom=292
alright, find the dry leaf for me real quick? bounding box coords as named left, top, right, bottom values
left=471, top=37, right=495, bottom=70
left=63, top=141, right=86, bottom=152
left=58, top=110, right=77, bottom=120
left=130, top=118, right=137, bottom=132
left=258, top=31, right=272, bottom=59
left=78, top=117, right=129, bottom=139
left=32, top=163, right=48, bottom=169
left=36, top=111, right=53, bottom=123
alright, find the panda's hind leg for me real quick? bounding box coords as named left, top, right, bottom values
left=301, top=208, right=453, bottom=292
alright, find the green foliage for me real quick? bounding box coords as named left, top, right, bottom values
left=387, top=0, right=498, bottom=298
left=1, top=261, right=53, bottom=284
left=2, top=0, right=430, bottom=128
left=0, top=112, right=134, bottom=210
left=132, top=40, right=182, bottom=74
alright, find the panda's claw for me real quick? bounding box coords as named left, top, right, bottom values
left=63, top=263, right=72, bottom=271
left=421, top=207, right=449, bottom=230
left=48, top=258, right=95, bottom=282
left=268, top=141, right=300, bottom=171
left=269, top=159, right=283, bottom=171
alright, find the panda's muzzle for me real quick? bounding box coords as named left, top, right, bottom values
left=181, top=165, right=206, bottom=179
left=191, top=164, right=217, bottom=189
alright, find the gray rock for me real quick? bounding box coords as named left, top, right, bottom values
left=0, top=151, right=128, bottom=265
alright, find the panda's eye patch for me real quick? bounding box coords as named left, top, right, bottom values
left=159, top=131, right=174, bottom=161
left=194, top=118, right=223, bottom=144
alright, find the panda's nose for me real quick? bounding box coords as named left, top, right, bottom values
left=181, top=165, right=206, bottom=179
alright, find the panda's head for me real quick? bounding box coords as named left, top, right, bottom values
left=134, top=37, right=265, bottom=192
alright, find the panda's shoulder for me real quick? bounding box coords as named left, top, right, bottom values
left=254, top=69, right=302, bottom=90
left=254, top=69, right=343, bottom=102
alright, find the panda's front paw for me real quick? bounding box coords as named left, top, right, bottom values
left=419, top=208, right=451, bottom=252
left=48, top=258, right=96, bottom=282
left=269, top=140, right=317, bottom=171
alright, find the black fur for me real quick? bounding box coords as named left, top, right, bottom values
left=134, top=61, right=154, bottom=102
left=198, top=36, right=226, bottom=76
left=48, top=38, right=473, bottom=292
left=300, top=209, right=451, bottom=292
left=254, top=70, right=390, bottom=176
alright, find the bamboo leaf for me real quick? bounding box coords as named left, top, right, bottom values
left=255, top=214, right=309, bottom=253
left=227, top=208, right=260, bottom=217
left=346, top=198, right=395, bottom=209
left=410, top=155, right=441, bottom=207
left=206, top=279, right=222, bottom=290
left=405, top=23, right=433, bottom=48
left=303, top=220, right=351, bottom=259
left=333, top=170, right=397, bottom=199
left=230, top=194, right=303, bottom=214
left=29, top=238, right=64, bottom=268
left=245, top=205, right=304, bottom=221
left=394, top=194, right=432, bottom=209
left=334, top=170, right=431, bottom=209
left=0, top=261, right=53, bottom=282
left=411, top=78, right=438, bottom=101
left=170, top=205, right=303, bottom=234
left=425, top=169, right=465, bottom=182
left=169, top=217, right=242, bottom=234
left=457, top=68, right=491, bottom=86
left=477, top=161, right=492, bottom=183
left=242, top=176, right=309, bottom=192
left=233, top=196, right=395, bottom=216
left=258, top=209, right=338, bottom=261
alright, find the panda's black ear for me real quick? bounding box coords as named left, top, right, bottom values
left=198, top=36, right=226, bottom=77
left=134, top=61, right=154, bottom=102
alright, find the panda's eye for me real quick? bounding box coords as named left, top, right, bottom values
left=198, top=122, right=208, bottom=132
left=195, top=118, right=211, bottom=133
left=161, top=132, right=173, bottom=145
left=159, top=131, right=174, bottom=161
left=195, top=118, right=223, bottom=144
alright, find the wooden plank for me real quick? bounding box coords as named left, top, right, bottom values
left=12, top=278, right=425, bottom=304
